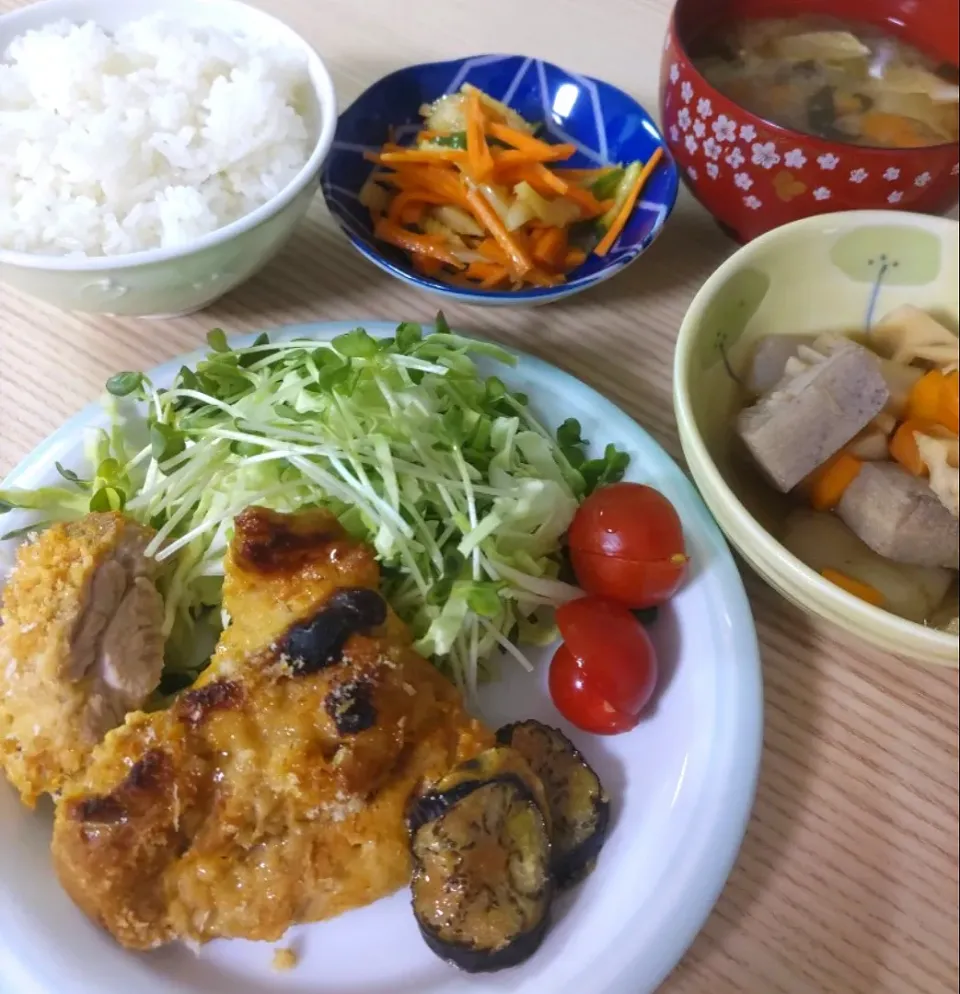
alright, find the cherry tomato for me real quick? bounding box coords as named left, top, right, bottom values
left=548, top=644, right=641, bottom=736
left=569, top=551, right=685, bottom=610
left=568, top=482, right=688, bottom=608
left=555, top=596, right=658, bottom=716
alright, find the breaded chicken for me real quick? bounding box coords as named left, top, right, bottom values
left=0, top=513, right=165, bottom=807
left=52, top=507, right=491, bottom=950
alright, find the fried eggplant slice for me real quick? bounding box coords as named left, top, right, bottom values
left=407, top=747, right=552, bottom=973
left=496, top=720, right=609, bottom=886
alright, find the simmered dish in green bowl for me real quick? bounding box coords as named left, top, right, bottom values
left=674, top=210, right=959, bottom=666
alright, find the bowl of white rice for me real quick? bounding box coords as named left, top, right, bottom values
left=0, top=0, right=337, bottom=317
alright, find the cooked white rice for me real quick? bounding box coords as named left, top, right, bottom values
left=0, top=15, right=314, bottom=257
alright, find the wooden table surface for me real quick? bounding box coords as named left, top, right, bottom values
left=1, top=0, right=958, bottom=992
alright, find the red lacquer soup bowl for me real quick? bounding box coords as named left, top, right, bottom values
left=659, top=0, right=960, bottom=242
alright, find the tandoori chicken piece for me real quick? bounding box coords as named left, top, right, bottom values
left=52, top=507, right=492, bottom=950
left=0, top=513, right=165, bottom=807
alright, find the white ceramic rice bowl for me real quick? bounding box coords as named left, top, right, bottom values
left=0, top=0, right=337, bottom=317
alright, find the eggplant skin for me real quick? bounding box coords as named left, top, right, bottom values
left=408, top=746, right=552, bottom=832
left=496, top=720, right=610, bottom=887
left=417, top=887, right=551, bottom=974
left=407, top=749, right=553, bottom=974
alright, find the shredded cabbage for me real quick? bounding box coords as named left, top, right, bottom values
left=1, top=318, right=629, bottom=697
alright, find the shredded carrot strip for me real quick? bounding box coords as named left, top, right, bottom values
left=532, top=226, right=568, bottom=270
left=479, top=267, right=509, bottom=289
left=436, top=271, right=484, bottom=288
left=385, top=167, right=471, bottom=207
left=510, top=224, right=534, bottom=254
left=363, top=144, right=414, bottom=162
left=518, top=163, right=604, bottom=217
left=476, top=237, right=509, bottom=265
left=399, top=201, right=426, bottom=225
left=387, top=190, right=447, bottom=224
left=804, top=452, right=862, bottom=511
left=411, top=252, right=445, bottom=277
left=489, top=163, right=606, bottom=220
left=489, top=149, right=533, bottom=169
left=490, top=136, right=577, bottom=163
left=821, top=569, right=885, bottom=607
left=525, top=266, right=564, bottom=287
left=375, top=149, right=467, bottom=165
left=464, top=186, right=532, bottom=278
left=547, top=174, right=607, bottom=217
left=490, top=162, right=534, bottom=188
left=465, top=89, right=495, bottom=182
left=374, top=219, right=464, bottom=268
left=363, top=86, right=648, bottom=290
left=493, top=163, right=558, bottom=197
left=487, top=121, right=576, bottom=162
left=463, top=260, right=510, bottom=288
left=464, top=260, right=502, bottom=279
left=594, top=147, right=663, bottom=257
left=530, top=164, right=569, bottom=196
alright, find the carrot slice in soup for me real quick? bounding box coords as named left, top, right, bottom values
left=820, top=569, right=885, bottom=608
left=943, top=371, right=960, bottom=436
left=805, top=452, right=863, bottom=510
left=860, top=112, right=926, bottom=148
left=906, top=370, right=946, bottom=424
left=889, top=419, right=937, bottom=476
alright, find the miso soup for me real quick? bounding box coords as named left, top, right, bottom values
left=694, top=16, right=960, bottom=147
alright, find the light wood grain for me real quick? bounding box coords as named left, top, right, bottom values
left=1, top=1, right=958, bottom=992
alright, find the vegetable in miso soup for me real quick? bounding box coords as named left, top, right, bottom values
left=694, top=17, right=960, bottom=147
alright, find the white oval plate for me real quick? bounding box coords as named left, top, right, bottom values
left=0, top=322, right=762, bottom=994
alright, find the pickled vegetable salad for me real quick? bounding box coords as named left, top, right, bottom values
left=359, top=83, right=663, bottom=291
left=1, top=319, right=629, bottom=695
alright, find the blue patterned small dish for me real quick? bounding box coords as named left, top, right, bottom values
left=321, top=54, right=679, bottom=307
